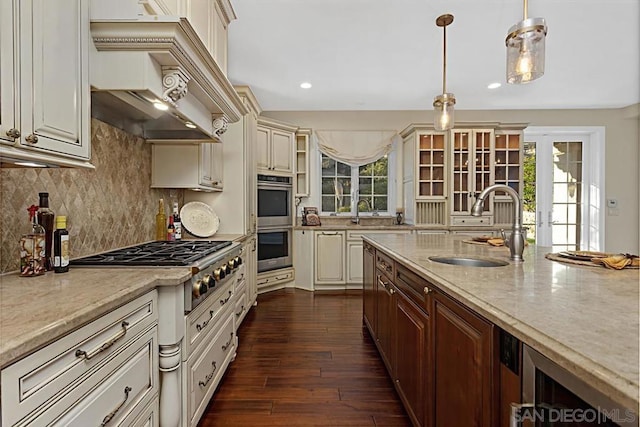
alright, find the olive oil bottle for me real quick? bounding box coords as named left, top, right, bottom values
left=156, top=199, right=167, bottom=240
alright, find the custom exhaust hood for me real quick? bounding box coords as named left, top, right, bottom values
left=90, top=17, right=247, bottom=140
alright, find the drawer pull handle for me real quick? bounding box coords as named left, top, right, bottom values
left=222, top=332, right=234, bottom=351
left=274, top=275, right=288, bottom=280
left=196, top=310, right=215, bottom=332
left=100, top=386, right=132, bottom=426
left=25, top=134, right=38, bottom=144
left=377, top=261, right=392, bottom=272
left=198, top=361, right=218, bottom=388
left=235, top=305, right=245, bottom=318
left=220, top=291, right=232, bottom=306
left=76, top=321, right=129, bottom=360
left=6, top=128, right=20, bottom=139
left=321, top=231, right=339, bottom=235
left=237, top=273, right=245, bottom=283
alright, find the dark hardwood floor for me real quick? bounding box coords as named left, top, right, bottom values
left=197, top=288, right=412, bottom=426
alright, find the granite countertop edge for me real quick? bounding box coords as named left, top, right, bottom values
left=363, top=234, right=640, bottom=412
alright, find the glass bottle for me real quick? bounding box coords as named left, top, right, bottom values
left=53, top=216, right=70, bottom=273
left=172, top=202, right=182, bottom=241
left=156, top=199, right=166, bottom=241
left=37, top=192, right=55, bottom=270
left=20, top=205, right=46, bottom=277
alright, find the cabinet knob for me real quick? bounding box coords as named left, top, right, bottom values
left=25, top=134, right=38, bottom=144
left=6, top=128, right=20, bottom=139
left=423, top=286, right=432, bottom=295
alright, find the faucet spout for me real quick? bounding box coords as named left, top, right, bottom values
left=471, top=184, right=525, bottom=262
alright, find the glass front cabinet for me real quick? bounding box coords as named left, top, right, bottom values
left=401, top=123, right=526, bottom=229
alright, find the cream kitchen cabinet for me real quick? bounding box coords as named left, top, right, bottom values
left=0, top=0, right=91, bottom=167
left=1, top=290, right=159, bottom=427
left=314, top=230, right=346, bottom=286
left=243, top=236, right=258, bottom=306
left=257, top=117, right=297, bottom=175
left=400, top=123, right=526, bottom=228
left=295, top=128, right=311, bottom=197
left=151, top=141, right=223, bottom=191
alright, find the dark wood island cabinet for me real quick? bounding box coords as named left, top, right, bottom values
left=364, top=243, right=502, bottom=427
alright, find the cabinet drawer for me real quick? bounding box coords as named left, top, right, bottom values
left=395, top=263, right=431, bottom=314
left=451, top=216, right=493, bottom=226
left=130, top=396, right=159, bottom=427
left=234, top=280, right=248, bottom=328
left=186, top=313, right=236, bottom=426
left=257, top=268, right=294, bottom=288
left=1, top=291, right=158, bottom=427
left=375, top=251, right=395, bottom=280
left=234, top=264, right=247, bottom=290
left=185, top=281, right=234, bottom=357
left=19, top=326, right=158, bottom=427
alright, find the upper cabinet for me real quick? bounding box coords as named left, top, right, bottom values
left=257, top=117, right=297, bottom=175
left=401, top=123, right=526, bottom=228
left=295, top=128, right=311, bottom=197
left=151, top=141, right=223, bottom=191
left=0, top=0, right=92, bottom=168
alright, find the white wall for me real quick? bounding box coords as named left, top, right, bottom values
left=264, top=106, right=640, bottom=253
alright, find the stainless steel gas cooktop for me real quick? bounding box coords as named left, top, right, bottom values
left=70, top=240, right=233, bottom=266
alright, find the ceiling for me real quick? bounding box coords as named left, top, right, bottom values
left=227, top=0, right=640, bottom=112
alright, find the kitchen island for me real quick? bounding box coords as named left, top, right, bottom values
left=364, top=233, right=639, bottom=425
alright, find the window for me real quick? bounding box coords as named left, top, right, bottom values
left=321, top=153, right=389, bottom=215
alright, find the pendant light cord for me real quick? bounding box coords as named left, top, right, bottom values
left=442, top=24, right=447, bottom=94
left=523, top=0, right=528, bottom=20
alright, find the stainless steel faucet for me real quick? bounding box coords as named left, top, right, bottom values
left=471, top=184, right=525, bottom=262
left=352, top=198, right=372, bottom=224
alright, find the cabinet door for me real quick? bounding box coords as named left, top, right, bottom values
left=256, top=126, right=270, bottom=171
left=450, top=129, right=494, bottom=217
left=433, top=291, right=494, bottom=427
left=346, top=240, right=364, bottom=284
left=395, top=291, right=430, bottom=427
left=375, top=273, right=395, bottom=374
left=0, top=0, right=17, bottom=145
left=19, top=0, right=89, bottom=159
left=199, top=143, right=223, bottom=190
left=362, top=242, right=375, bottom=334
left=314, top=231, right=345, bottom=284
left=270, top=129, right=293, bottom=173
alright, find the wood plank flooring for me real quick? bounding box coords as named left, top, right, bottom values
left=197, top=289, right=412, bottom=426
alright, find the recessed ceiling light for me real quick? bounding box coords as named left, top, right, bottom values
left=300, top=82, right=312, bottom=89
left=487, top=82, right=502, bottom=89
left=153, top=101, right=169, bottom=111
left=185, top=121, right=197, bottom=129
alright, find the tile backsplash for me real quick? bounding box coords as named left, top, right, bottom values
left=0, top=119, right=181, bottom=273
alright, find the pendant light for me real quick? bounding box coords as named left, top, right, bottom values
left=506, top=0, right=547, bottom=84
left=433, top=14, right=455, bottom=131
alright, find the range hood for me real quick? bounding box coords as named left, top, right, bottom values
left=90, top=17, right=247, bottom=140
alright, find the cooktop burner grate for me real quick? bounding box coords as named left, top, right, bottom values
left=70, top=241, right=233, bottom=266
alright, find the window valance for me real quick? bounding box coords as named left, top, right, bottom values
left=314, top=130, right=398, bottom=167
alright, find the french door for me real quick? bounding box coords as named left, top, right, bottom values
left=523, top=129, right=604, bottom=251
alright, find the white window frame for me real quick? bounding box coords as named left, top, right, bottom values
left=316, top=141, right=397, bottom=217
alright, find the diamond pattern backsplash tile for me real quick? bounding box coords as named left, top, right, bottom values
left=0, top=119, right=182, bottom=273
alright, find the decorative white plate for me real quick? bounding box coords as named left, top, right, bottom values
left=180, top=202, right=220, bottom=237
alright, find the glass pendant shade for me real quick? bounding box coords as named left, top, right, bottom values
left=506, top=17, right=547, bottom=84
left=433, top=93, right=456, bottom=131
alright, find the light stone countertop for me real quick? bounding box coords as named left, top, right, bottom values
left=0, top=267, right=190, bottom=369
left=364, top=233, right=640, bottom=412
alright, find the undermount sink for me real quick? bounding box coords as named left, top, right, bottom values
left=428, top=256, right=509, bottom=267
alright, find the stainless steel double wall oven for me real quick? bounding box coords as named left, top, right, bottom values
left=257, top=175, right=293, bottom=273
